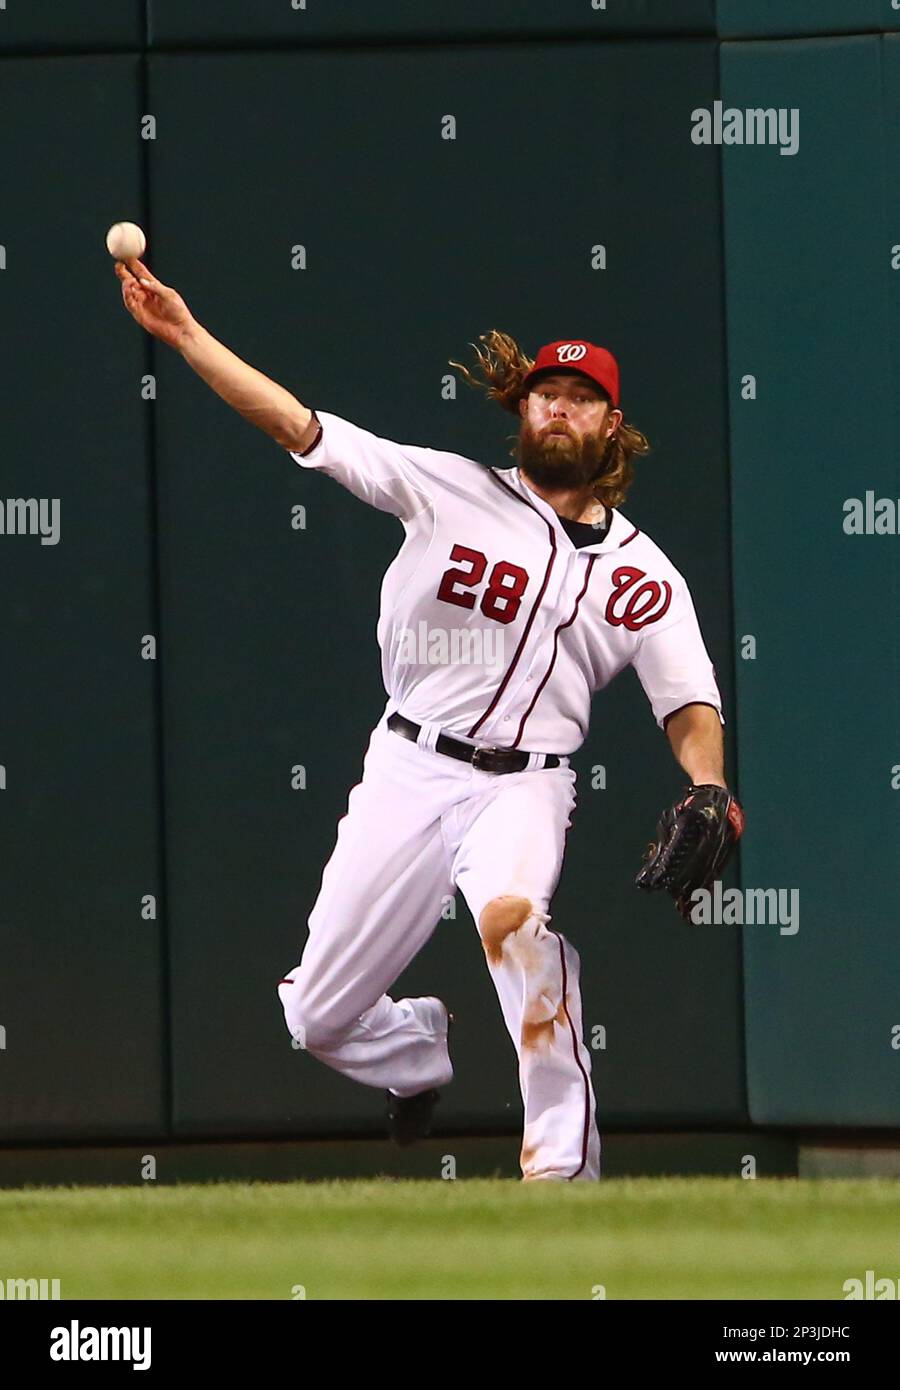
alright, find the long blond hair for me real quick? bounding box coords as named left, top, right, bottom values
left=449, top=329, right=650, bottom=508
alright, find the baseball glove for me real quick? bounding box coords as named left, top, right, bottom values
left=634, top=784, right=745, bottom=919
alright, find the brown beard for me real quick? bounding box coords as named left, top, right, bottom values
left=516, top=418, right=612, bottom=491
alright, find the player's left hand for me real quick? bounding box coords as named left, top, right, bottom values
left=634, top=784, right=745, bottom=920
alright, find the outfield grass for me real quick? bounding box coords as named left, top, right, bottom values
left=0, top=1177, right=897, bottom=1300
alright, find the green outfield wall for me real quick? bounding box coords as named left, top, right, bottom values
left=0, top=6, right=896, bottom=1150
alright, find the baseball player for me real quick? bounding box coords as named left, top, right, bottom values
left=116, top=260, right=744, bottom=1181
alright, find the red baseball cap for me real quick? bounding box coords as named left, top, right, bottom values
left=521, top=340, right=621, bottom=408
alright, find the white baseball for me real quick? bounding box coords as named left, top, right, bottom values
left=106, top=221, right=146, bottom=260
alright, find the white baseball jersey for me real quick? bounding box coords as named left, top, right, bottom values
left=288, top=410, right=724, bottom=755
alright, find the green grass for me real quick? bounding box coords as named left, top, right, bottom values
left=0, top=1177, right=897, bottom=1300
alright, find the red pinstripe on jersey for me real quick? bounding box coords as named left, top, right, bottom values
left=467, top=474, right=558, bottom=739
left=511, top=555, right=597, bottom=749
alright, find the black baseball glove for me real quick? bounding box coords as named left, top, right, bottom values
left=634, top=784, right=745, bottom=920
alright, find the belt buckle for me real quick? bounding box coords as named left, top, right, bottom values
left=471, top=744, right=504, bottom=772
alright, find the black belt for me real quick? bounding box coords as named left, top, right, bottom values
left=387, top=711, right=561, bottom=774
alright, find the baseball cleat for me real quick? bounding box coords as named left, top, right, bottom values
left=386, top=1086, right=441, bottom=1147
left=385, top=998, right=453, bottom=1147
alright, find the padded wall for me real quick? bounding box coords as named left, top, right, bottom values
left=717, top=0, right=887, bottom=39
left=722, top=35, right=900, bottom=1124
left=11, top=8, right=896, bottom=1147
left=0, top=2, right=143, bottom=51
left=0, top=56, right=166, bottom=1139
left=148, top=1, right=715, bottom=46
left=148, top=38, right=740, bottom=1137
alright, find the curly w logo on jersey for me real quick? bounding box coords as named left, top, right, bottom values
left=604, top=566, right=673, bottom=630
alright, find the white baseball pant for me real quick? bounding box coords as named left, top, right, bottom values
left=277, top=715, right=601, bottom=1181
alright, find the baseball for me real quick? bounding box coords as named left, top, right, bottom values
left=105, top=221, right=146, bottom=260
